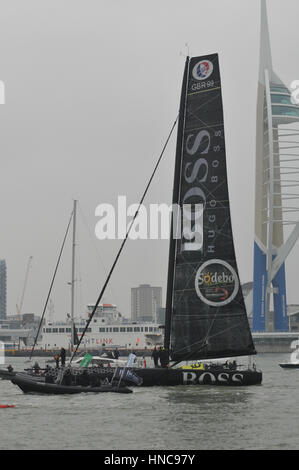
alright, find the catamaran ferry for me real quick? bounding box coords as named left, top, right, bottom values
left=40, top=303, right=163, bottom=350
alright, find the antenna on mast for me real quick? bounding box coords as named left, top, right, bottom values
left=180, top=43, right=190, bottom=58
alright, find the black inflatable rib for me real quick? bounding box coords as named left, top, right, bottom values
left=11, top=375, right=132, bottom=394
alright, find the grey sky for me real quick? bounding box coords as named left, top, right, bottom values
left=0, top=0, right=298, bottom=321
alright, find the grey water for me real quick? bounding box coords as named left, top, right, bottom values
left=0, top=353, right=298, bottom=450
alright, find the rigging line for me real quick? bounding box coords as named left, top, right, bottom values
left=192, top=93, right=221, bottom=116
left=29, top=209, right=74, bottom=360
left=187, top=92, right=223, bottom=129
left=170, top=342, right=210, bottom=368
left=172, top=279, right=247, bottom=365
left=170, top=308, right=221, bottom=367
left=70, top=115, right=179, bottom=362
left=77, top=203, right=117, bottom=302
left=188, top=110, right=222, bottom=131
left=172, top=318, right=249, bottom=358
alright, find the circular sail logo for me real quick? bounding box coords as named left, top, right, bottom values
left=194, top=259, right=239, bottom=307
left=192, top=60, right=214, bottom=81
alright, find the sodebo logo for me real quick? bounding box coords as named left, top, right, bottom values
left=197, top=271, right=235, bottom=286
left=195, top=259, right=239, bottom=307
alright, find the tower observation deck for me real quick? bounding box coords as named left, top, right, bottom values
left=252, top=1, right=299, bottom=332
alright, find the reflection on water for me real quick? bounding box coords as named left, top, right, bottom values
left=0, top=354, right=298, bottom=449
left=166, top=385, right=251, bottom=406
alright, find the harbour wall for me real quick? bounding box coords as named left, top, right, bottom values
left=4, top=334, right=299, bottom=357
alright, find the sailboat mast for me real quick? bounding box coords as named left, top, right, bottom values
left=164, top=57, right=189, bottom=351
left=70, top=199, right=77, bottom=351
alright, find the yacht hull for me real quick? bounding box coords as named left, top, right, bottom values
left=132, top=367, right=262, bottom=386
left=279, top=363, right=299, bottom=369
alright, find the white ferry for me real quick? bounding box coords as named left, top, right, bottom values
left=40, top=303, right=163, bottom=350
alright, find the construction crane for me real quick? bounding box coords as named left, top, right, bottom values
left=16, top=256, right=33, bottom=320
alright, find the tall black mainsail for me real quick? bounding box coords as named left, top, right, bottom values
left=165, top=54, right=256, bottom=362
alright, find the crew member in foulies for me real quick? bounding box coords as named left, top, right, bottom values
left=159, top=347, right=169, bottom=368
left=113, top=348, right=120, bottom=360
left=151, top=347, right=159, bottom=367
left=54, top=354, right=60, bottom=368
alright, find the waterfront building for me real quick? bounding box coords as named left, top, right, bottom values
left=131, top=284, right=162, bottom=323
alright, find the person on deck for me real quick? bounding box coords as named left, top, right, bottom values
left=151, top=347, right=159, bottom=368
left=113, top=348, right=120, bottom=360
left=54, top=354, right=60, bottom=368
left=159, top=347, right=169, bottom=368
left=33, top=362, right=40, bottom=375
left=228, top=360, right=237, bottom=370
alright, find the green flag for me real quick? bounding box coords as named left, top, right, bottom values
left=79, top=353, right=92, bottom=368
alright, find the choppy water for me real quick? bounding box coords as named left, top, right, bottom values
left=0, top=353, right=298, bottom=450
